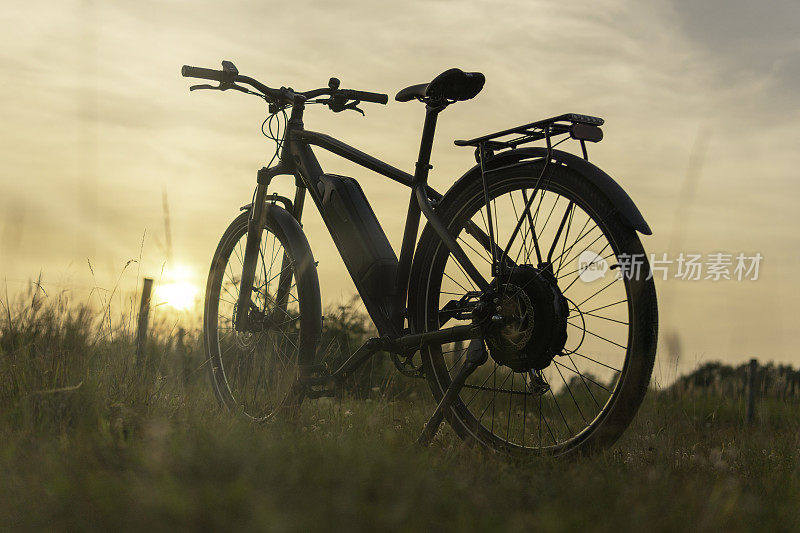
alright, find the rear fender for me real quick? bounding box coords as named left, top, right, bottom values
left=449, top=147, right=652, bottom=235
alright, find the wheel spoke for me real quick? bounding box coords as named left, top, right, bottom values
left=569, top=351, right=622, bottom=373
left=553, top=359, right=612, bottom=393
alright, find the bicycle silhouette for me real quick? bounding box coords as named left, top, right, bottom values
left=182, top=61, right=657, bottom=457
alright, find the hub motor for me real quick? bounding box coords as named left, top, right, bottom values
left=485, top=265, right=569, bottom=371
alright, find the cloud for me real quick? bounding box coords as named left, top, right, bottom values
left=667, top=0, right=800, bottom=105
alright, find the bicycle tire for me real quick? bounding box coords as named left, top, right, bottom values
left=203, top=206, right=322, bottom=421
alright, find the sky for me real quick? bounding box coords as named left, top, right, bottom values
left=1, top=0, right=798, bottom=378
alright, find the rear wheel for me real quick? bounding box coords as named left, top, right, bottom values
left=409, top=162, right=658, bottom=457
left=203, top=208, right=322, bottom=421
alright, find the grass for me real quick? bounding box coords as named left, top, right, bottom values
left=0, top=288, right=799, bottom=531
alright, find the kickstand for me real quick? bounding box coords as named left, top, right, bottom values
left=417, top=339, right=488, bottom=446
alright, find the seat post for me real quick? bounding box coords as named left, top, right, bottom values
left=394, top=104, right=443, bottom=331
left=413, top=105, right=443, bottom=185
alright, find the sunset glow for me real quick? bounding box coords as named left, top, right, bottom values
left=155, top=265, right=200, bottom=310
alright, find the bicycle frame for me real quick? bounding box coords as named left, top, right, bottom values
left=235, top=98, right=488, bottom=357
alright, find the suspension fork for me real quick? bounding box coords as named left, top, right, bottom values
left=236, top=97, right=311, bottom=332
left=234, top=164, right=288, bottom=332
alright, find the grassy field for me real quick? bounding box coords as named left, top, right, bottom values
left=1, top=291, right=798, bottom=531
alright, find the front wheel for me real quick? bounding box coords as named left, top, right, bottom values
left=409, top=161, right=658, bottom=457
left=203, top=207, right=322, bottom=421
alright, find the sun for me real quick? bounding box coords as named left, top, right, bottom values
left=155, top=281, right=199, bottom=310
left=155, top=264, right=200, bottom=311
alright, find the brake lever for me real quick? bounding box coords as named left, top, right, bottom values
left=190, top=84, right=220, bottom=91
left=312, top=93, right=365, bottom=115
left=343, top=100, right=365, bottom=116
left=189, top=82, right=251, bottom=95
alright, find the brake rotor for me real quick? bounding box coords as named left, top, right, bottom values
left=231, top=301, right=264, bottom=351
left=486, top=265, right=569, bottom=372
left=486, top=283, right=534, bottom=355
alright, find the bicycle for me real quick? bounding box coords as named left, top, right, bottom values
left=182, top=61, right=658, bottom=457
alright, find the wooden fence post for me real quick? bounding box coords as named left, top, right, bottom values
left=136, top=278, right=153, bottom=367
left=746, top=358, right=758, bottom=425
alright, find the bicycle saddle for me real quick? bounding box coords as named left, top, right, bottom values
left=395, top=68, right=485, bottom=104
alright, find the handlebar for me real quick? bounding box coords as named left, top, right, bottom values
left=181, top=63, right=388, bottom=107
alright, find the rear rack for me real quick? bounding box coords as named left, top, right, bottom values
left=454, top=113, right=604, bottom=150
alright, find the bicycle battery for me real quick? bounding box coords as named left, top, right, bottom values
left=316, top=174, right=398, bottom=324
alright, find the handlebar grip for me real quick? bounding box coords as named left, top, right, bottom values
left=347, top=90, right=389, bottom=105
left=181, top=65, right=225, bottom=82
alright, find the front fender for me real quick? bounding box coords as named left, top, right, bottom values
left=245, top=203, right=322, bottom=355
left=448, top=147, right=652, bottom=235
